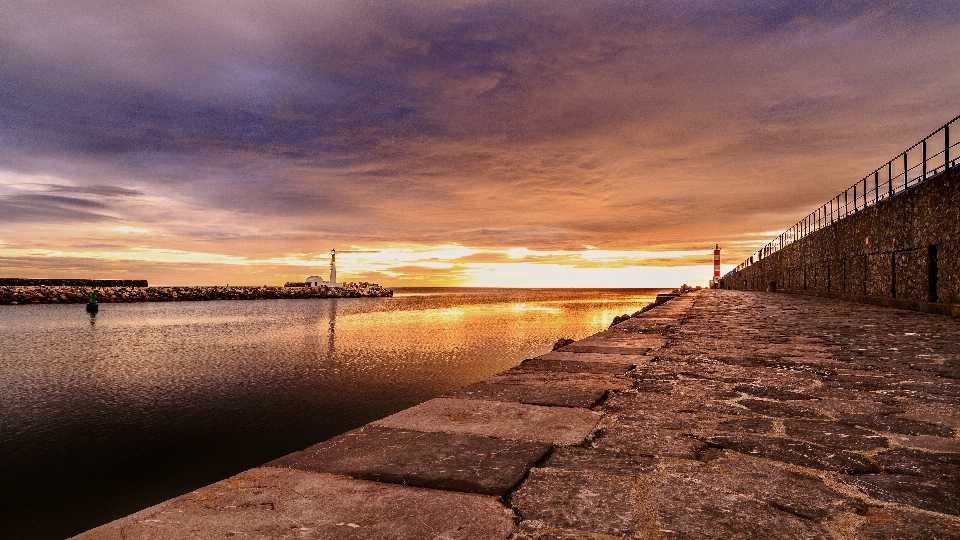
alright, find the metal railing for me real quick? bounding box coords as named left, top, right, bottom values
left=727, top=114, right=960, bottom=277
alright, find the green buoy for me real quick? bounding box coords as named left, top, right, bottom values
left=86, top=287, right=99, bottom=313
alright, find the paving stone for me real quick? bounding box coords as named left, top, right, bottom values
left=856, top=507, right=960, bottom=540
left=784, top=419, right=889, bottom=451
left=575, top=334, right=667, bottom=349
left=510, top=520, right=629, bottom=540
left=559, top=344, right=650, bottom=355
left=874, top=448, right=960, bottom=480
left=839, top=474, right=960, bottom=516
left=672, top=458, right=867, bottom=522
left=510, top=469, right=637, bottom=537
left=593, top=426, right=706, bottom=459
left=886, top=433, right=960, bottom=453
left=648, top=471, right=833, bottom=539
left=708, top=434, right=880, bottom=473
left=516, top=357, right=635, bottom=375
left=807, top=397, right=905, bottom=416
left=540, top=447, right=656, bottom=476
left=716, top=417, right=773, bottom=434
left=734, top=385, right=815, bottom=400
left=535, top=351, right=650, bottom=364
left=372, top=398, right=602, bottom=445
left=838, top=413, right=955, bottom=437
left=448, top=381, right=607, bottom=408
left=737, top=398, right=828, bottom=418
left=72, top=467, right=515, bottom=540
left=267, top=426, right=551, bottom=496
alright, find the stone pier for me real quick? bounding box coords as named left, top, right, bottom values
left=74, top=290, right=960, bottom=539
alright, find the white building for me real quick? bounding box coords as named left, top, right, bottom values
left=305, top=249, right=342, bottom=288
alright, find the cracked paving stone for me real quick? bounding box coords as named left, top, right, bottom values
left=737, top=399, right=827, bottom=419
left=856, top=507, right=960, bottom=539
left=510, top=469, right=636, bottom=537
left=839, top=474, right=960, bottom=516
left=708, top=434, right=879, bottom=473
left=516, top=357, right=635, bottom=375
left=716, top=417, right=773, bottom=434
left=649, top=471, right=832, bottom=539
left=267, top=426, right=551, bottom=496
left=664, top=458, right=867, bottom=522
left=447, top=381, right=607, bottom=408
left=371, top=398, right=602, bottom=446
left=72, top=467, right=516, bottom=540
left=540, top=447, right=656, bottom=476
left=593, top=426, right=706, bottom=459
left=784, top=419, right=889, bottom=451
left=874, top=448, right=960, bottom=480
left=837, top=414, right=955, bottom=437
left=734, top=385, right=815, bottom=400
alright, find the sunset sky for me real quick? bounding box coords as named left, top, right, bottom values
left=2, top=1, right=959, bottom=287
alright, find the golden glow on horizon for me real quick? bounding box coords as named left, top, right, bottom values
left=0, top=241, right=737, bottom=287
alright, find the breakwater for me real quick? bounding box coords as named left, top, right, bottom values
left=721, top=152, right=960, bottom=317
left=73, top=290, right=960, bottom=539
left=0, top=283, right=392, bottom=305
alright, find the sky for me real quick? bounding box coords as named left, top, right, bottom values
left=1, top=0, right=959, bottom=287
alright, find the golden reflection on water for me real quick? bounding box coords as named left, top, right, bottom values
left=0, top=288, right=668, bottom=540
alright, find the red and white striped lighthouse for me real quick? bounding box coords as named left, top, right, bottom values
left=713, top=244, right=720, bottom=284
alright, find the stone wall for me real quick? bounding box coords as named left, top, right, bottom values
left=0, top=278, right=149, bottom=287
left=720, top=166, right=960, bottom=316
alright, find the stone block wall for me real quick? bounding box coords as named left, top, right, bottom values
left=720, top=166, right=960, bottom=316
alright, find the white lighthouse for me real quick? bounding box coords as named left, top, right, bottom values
left=330, top=249, right=338, bottom=286
left=305, top=249, right=342, bottom=288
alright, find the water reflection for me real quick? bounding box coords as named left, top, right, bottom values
left=0, top=288, right=666, bottom=540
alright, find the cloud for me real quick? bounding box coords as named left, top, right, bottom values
left=1, top=0, right=959, bottom=283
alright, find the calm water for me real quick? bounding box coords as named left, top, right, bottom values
left=0, top=287, right=664, bottom=539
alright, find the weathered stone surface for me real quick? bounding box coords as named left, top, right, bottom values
left=648, top=472, right=833, bottom=539
left=594, top=426, right=706, bottom=459
left=510, top=520, right=630, bottom=540
left=666, top=458, right=867, bottom=522
left=734, top=384, right=814, bottom=400
left=72, top=467, right=515, bottom=540
left=838, top=413, right=956, bottom=437
left=840, top=474, right=960, bottom=516
left=372, top=398, right=602, bottom=445
left=559, top=344, right=650, bottom=355
left=716, top=417, right=773, bottom=434
left=709, top=434, right=879, bottom=473
left=540, top=447, right=655, bottom=476
left=447, top=380, right=607, bottom=408
left=886, top=433, right=960, bottom=453
left=737, top=398, right=827, bottom=419
left=510, top=469, right=637, bottom=536
left=784, top=419, right=889, bottom=450
left=535, top=351, right=651, bottom=364
left=856, top=507, right=960, bottom=540
left=516, top=357, right=635, bottom=375
left=267, top=426, right=551, bottom=495
left=874, top=448, right=960, bottom=480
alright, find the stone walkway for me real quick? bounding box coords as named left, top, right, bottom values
left=75, top=290, right=960, bottom=539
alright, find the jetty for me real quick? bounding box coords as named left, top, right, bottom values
left=72, top=289, right=959, bottom=539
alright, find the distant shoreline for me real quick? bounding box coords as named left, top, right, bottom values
left=0, top=284, right=393, bottom=305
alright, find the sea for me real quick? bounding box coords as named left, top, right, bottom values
left=0, top=287, right=665, bottom=539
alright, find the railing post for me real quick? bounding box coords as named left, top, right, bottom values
left=874, top=171, right=879, bottom=204
left=853, top=184, right=857, bottom=211
left=922, top=139, right=927, bottom=180
left=888, top=162, right=893, bottom=196
left=904, top=153, right=908, bottom=189
left=844, top=190, right=848, bottom=216
left=947, top=123, right=951, bottom=169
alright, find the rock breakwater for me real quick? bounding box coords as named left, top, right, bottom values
left=0, top=283, right=392, bottom=305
